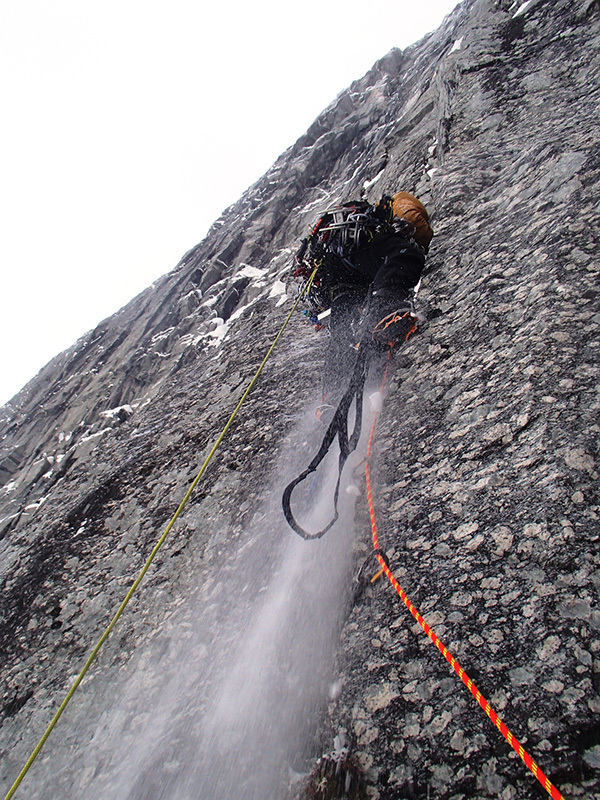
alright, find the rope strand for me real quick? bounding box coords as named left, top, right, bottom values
left=363, top=361, right=565, bottom=800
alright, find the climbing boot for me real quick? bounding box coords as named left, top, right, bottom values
left=372, top=308, right=418, bottom=349
left=366, top=287, right=417, bottom=349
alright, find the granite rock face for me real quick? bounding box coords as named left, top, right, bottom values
left=1, top=0, right=599, bottom=798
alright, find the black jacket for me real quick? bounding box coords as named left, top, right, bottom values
left=354, top=232, right=425, bottom=290
left=328, top=232, right=425, bottom=294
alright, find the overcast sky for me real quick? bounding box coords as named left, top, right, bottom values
left=0, top=1, right=460, bottom=406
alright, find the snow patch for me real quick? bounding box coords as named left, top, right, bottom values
left=228, top=302, right=254, bottom=323
left=100, top=404, right=133, bottom=420
left=329, top=680, right=343, bottom=700
left=449, top=37, right=463, bottom=54
left=182, top=288, right=203, bottom=301
left=342, top=164, right=362, bottom=187
left=177, top=333, right=195, bottom=348
left=302, top=191, right=335, bottom=215
left=208, top=318, right=230, bottom=345
left=513, top=0, right=532, bottom=17
left=78, top=428, right=113, bottom=446
left=268, top=280, right=287, bottom=307
left=237, top=265, right=267, bottom=279
left=151, top=327, right=175, bottom=344
left=363, top=167, right=386, bottom=191
left=24, top=497, right=47, bottom=511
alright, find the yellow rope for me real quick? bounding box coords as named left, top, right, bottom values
left=4, top=268, right=318, bottom=800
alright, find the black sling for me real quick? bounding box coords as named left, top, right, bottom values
left=282, top=345, right=369, bottom=540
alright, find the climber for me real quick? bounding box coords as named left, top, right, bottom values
left=295, top=192, right=433, bottom=414
left=282, top=191, right=433, bottom=538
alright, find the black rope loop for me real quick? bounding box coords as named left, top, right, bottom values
left=282, top=345, right=369, bottom=540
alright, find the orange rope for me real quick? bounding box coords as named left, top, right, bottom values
left=363, top=359, right=564, bottom=800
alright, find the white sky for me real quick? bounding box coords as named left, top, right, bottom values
left=0, top=0, right=460, bottom=406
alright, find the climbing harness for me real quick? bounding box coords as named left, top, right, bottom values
left=359, top=362, right=565, bottom=800
left=4, top=269, right=319, bottom=800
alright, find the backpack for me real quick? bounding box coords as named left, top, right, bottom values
left=391, top=192, right=434, bottom=252
left=292, top=195, right=396, bottom=316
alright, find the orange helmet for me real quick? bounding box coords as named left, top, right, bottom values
left=392, top=192, right=433, bottom=252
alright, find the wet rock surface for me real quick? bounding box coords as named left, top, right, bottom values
left=1, top=0, right=599, bottom=798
